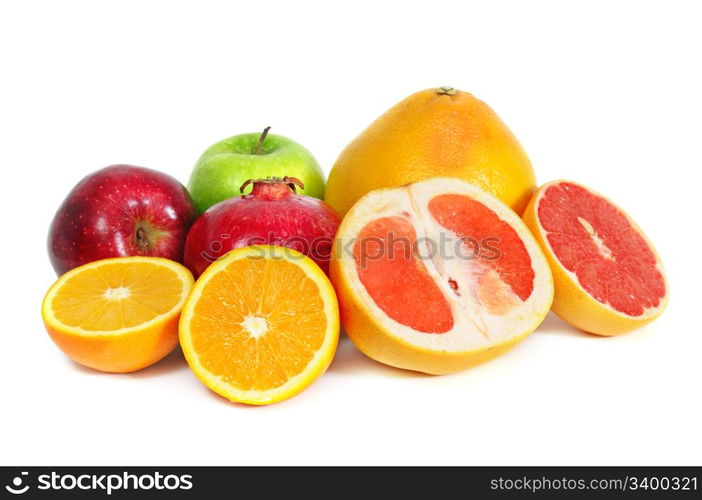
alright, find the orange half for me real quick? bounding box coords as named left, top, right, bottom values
left=179, top=245, right=339, bottom=405
left=41, top=257, right=194, bottom=373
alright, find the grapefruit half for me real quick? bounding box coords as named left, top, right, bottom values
left=523, top=180, right=668, bottom=335
left=330, top=178, right=553, bottom=374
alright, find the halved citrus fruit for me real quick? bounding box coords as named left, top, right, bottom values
left=179, top=245, right=339, bottom=405
left=330, top=177, right=554, bottom=375
left=41, top=256, right=194, bottom=373
left=523, top=180, right=668, bottom=335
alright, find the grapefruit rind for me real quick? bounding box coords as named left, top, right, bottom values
left=325, top=88, right=537, bottom=218
left=523, top=180, right=669, bottom=336
left=331, top=178, right=554, bottom=375
left=179, top=245, right=339, bottom=405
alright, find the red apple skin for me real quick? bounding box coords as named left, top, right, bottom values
left=48, top=165, right=197, bottom=275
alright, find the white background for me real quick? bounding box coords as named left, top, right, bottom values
left=1, top=1, right=700, bottom=466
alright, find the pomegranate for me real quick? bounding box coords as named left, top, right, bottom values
left=184, top=177, right=340, bottom=277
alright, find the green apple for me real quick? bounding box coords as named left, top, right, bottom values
left=188, top=127, right=326, bottom=213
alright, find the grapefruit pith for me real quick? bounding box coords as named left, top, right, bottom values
left=330, top=178, right=553, bottom=374
left=523, top=180, right=668, bottom=336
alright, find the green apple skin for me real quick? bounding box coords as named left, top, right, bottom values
left=188, top=132, right=326, bottom=214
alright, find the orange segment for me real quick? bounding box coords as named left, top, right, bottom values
left=179, top=245, right=339, bottom=405
left=41, top=257, right=194, bottom=373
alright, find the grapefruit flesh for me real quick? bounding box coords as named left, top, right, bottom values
left=355, top=216, right=454, bottom=333
left=428, top=194, right=535, bottom=302
left=331, top=178, right=553, bottom=374
left=523, top=180, right=668, bottom=335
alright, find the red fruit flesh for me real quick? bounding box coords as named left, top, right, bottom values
left=428, top=194, right=534, bottom=301
left=353, top=194, right=536, bottom=333
left=538, top=182, right=665, bottom=316
left=354, top=216, right=454, bottom=333
left=184, top=177, right=340, bottom=277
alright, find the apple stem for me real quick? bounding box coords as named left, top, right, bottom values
left=135, top=227, right=151, bottom=250
left=252, top=126, right=272, bottom=155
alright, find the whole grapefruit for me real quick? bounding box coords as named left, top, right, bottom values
left=325, top=87, right=536, bottom=217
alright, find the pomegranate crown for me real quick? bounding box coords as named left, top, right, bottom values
left=239, top=176, right=305, bottom=196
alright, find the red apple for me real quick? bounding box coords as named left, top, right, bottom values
left=48, top=165, right=197, bottom=275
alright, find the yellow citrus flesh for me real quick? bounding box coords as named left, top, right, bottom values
left=179, top=245, right=339, bottom=405
left=41, top=257, right=194, bottom=373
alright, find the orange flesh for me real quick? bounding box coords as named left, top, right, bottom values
left=188, top=257, right=327, bottom=391
left=51, top=261, right=184, bottom=330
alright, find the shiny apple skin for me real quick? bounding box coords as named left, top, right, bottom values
left=48, top=165, right=197, bottom=275
left=184, top=186, right=340, bottom=278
